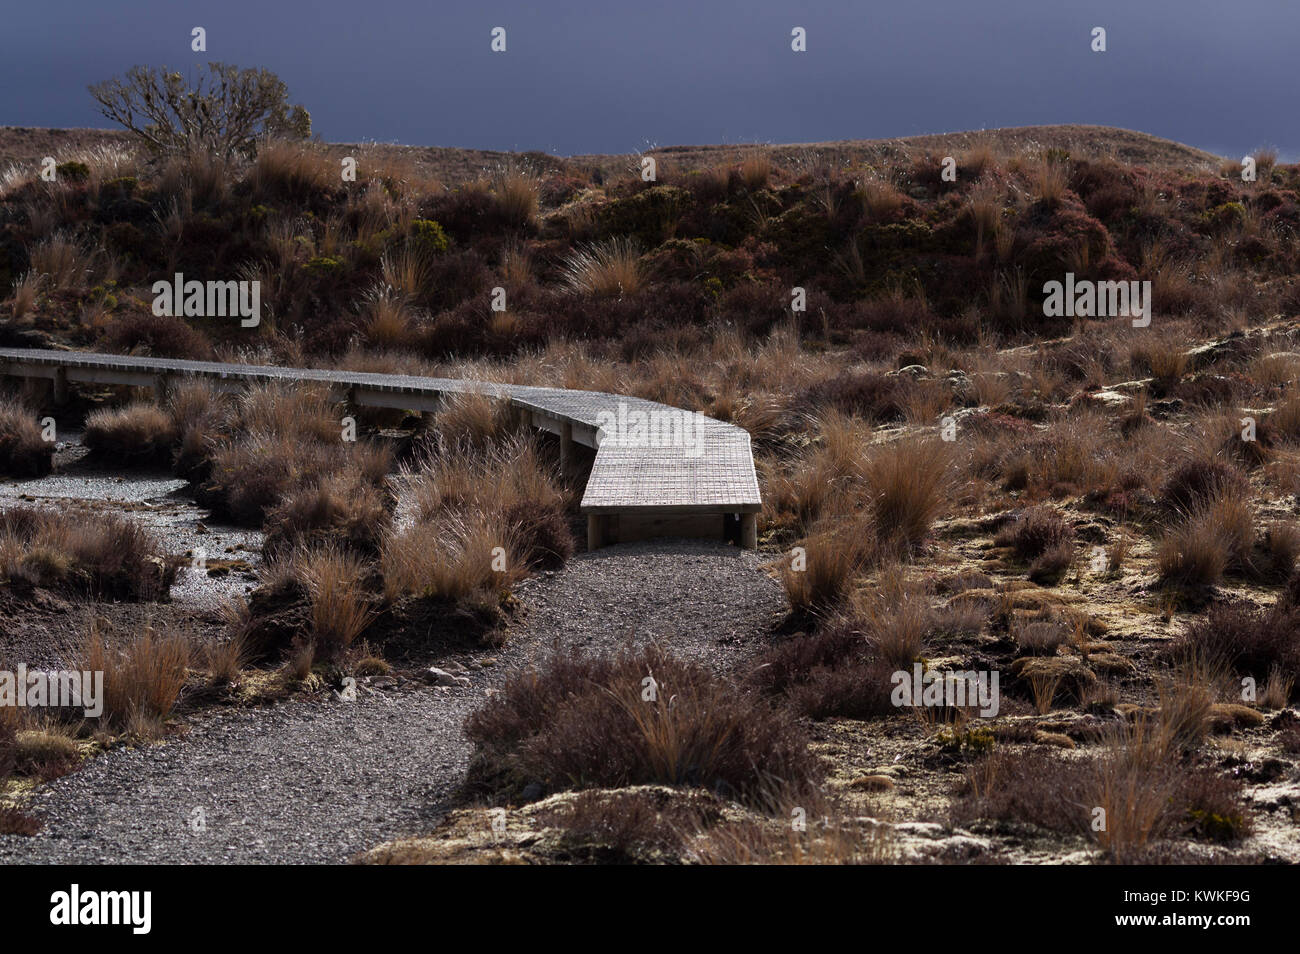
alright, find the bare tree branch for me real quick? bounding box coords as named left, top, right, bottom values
left=88, top=63, right=311, bottom=160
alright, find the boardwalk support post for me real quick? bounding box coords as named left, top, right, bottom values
left=587, top=514, right=606, bottom=550
left=740, top=513, right=758, bottom=549
left=51, top=367, right=67, bottom=406
left=560, top=419, right=574, bottom=480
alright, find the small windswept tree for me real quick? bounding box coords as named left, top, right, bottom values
left=89, top=62, right=311, bottom=160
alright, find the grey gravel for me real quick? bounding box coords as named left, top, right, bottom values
left=0, top=539, right=786, bottom=864
left=506, top=538, right=785, bottom=671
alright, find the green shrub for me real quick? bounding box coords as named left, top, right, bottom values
left=600, top=186, right=693, bottom=246
left=303, top=256, right=344, bottom=276
left=409, top=219, right=450, bottom=254
left=55, top=161, right=90, bottom=183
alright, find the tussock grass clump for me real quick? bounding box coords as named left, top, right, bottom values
left=166, top=380, right=230, bottom=479
left=1032, top=158, right=1071, bottom=208
left=99, top=312, right=214, bottom=360
left=248, top=140, right=337, bottom=203
left=861, top=438, right=952, bottom=550
left=208, top=433, right=391, bottom=526
left=561, top=237, right=643, bottom=298
left=1262, top=392, right=1300, bottom=445
left=1153, top=660, right=1217, bottom=754
left=28, top=232, right=93, bottom=292
left=853, top=571, right=933, bottom=669
left=360, top=287, right=419, bottom=350
left=1016, top=619, right=1069, bottom=656
left=1156, top=494, right=1254, bottom=587
left=738, top=154, right=773, bottom=192
left=202, top=382, right=393, bottom=527
left=404, top=435, right=571, bottom=573
left=465, top=645, right=821, bottom=809
left=0, top=397, right=53, bottom=476
left=263, top=470, right=392, bottom=558
left=0, top=507, right=176, bottom=600
left=14, top=727, right=80, bottom=779
left=1261, top=521, right=1300, bottom=581
left=1161, top=455, right=1249, bottom=513
left=381, top=510, right=515, bottom=603
left=855, top=178, right=905, bottom=221
left=430, top=391, right=520, bottom=450
left=492, top=166, right=540, bottom=229
left=1156, top=515, right=1231, bottom=587
left=761, top=412, right=869, bottom=537
left=202, top=632, right=248, bottom=687
left=83, top=401, right=177, bottom=466
left=996, top=505, right=1073, bottom=560
left=76, top=623, right=192, bottom=733
left=996, top=505, right=1075, bottom=582
left=779, top=519, right=876, bottom=616
left=297, top=544, right=376, bottom=659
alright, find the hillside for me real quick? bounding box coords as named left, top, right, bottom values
left=1, top=120, right=1299, bottom=867
left=0, top=124, right=1225, bottom=185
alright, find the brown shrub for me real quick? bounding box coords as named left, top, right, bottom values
left=1172, top=601, right=1300, bottom=690
left=534, top=788, right=707, bottom=861
left=1029, top=542, right=1075, bottom=583
left=752, top=590, right=924, bottom=721
left=749, top=618, right=868, bottom=698
left=954, top=721, right=1251, bottom=860
left=799, top=372, right=903, bottom=422
left=465, top=646, right=821, bottom=809
left=995, top=506, right=1073, bottom=560
left=99, top=311, right=213, bottom=360
left=0, top=703, right=16, bottom=779
left=0, top=806, right=41, bottom=836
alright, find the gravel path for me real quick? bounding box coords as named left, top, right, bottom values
left=0, top=540, right=785, bottom=864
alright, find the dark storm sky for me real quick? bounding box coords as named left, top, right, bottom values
left=1, top=0, right=1295, bottom=158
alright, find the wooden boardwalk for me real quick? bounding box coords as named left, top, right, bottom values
left=0, top=348, right=761, bottom=548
